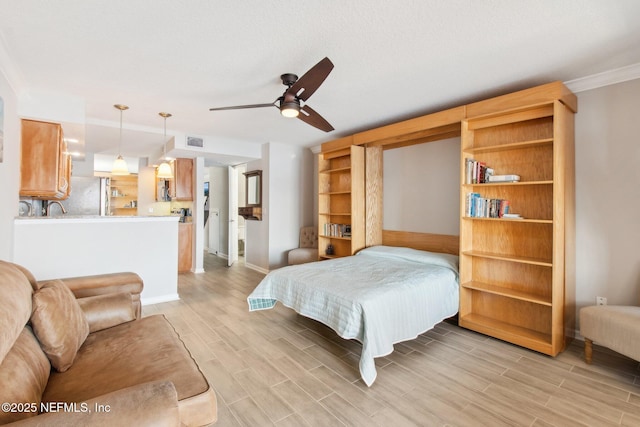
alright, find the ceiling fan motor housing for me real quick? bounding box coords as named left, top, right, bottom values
left=280, top=73, right=298, bottom=87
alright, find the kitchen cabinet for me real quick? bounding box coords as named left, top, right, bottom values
left=173, top=158, right=193, bottom=201
left=178, top=222, right=193, bottom=272
left=155, top=158, right=193, bottom=202
left=20, top=119, right=71, bottom=200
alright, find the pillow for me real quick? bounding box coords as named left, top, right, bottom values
left=357, top=245, right=459, bottom=273
left=30, top=279, right=90, bottom=372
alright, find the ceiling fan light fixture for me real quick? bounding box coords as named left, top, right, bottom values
left=280, top=101, right=300, bottom=118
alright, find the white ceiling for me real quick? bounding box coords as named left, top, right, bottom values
left=1, top=1, right=640, bottom=165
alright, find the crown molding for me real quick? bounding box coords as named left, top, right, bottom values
left=309, top=145, right=322, bottom=154
left=565, top=62, right=640, bottom=93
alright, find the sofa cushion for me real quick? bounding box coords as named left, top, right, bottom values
left=0, top=261, right=34, bottom=364
left=30, top=279, right=90, bottom=372
left=0, top=326, right=50, bottom=425
left=43, top=314, right=216, bottom=425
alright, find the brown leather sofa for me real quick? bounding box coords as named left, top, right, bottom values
left=0, top=261, right=217, bottom=426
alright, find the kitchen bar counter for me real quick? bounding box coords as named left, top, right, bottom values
left=13, top=215, right=180, bottom=305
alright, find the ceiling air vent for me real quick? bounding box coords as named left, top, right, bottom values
left=186, top=136, right=203, bottom=147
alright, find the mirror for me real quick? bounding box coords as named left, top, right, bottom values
left=244, top=170, right=262, bottom=207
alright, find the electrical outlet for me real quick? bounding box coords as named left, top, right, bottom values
left=596, top=296, right=607, bottom=306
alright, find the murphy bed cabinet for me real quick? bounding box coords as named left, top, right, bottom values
left=20, top=119, right=71, bottom=200
left=318, top=144, right=365, bottom=259
left=458, top=96, right=576, bottom=355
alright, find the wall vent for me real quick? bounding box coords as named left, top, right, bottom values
left=186, top=136, right=204, bottom=147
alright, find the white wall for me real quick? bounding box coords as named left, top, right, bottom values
left=383, top=137, right=461, bottom=235
left=243, top=142, right=314, bottom=272
left=267, top=142, right=310, bottom=268
left=0, top=71, right=19, bottom=260
left=575, top=78, right=640, bottom=319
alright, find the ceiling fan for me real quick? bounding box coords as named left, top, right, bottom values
left=209, top=57, right=335, bottom=132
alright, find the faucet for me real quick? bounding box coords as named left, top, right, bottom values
left=18, top=200, right=33, bottom=217
left=47, top=201, right=67, bottom=216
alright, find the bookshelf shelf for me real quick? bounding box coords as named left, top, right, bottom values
left=465, top=138, right=553, bottom=154
left=462, top=281, right=552, bottom=306
left=320, top=166, right=351, bottom=174
left=319, top=234, right=351, bottom=240
left=459, top=314, right=553, bottom=353
left=462, top=217, right=553, bottom=224
left=319, top=191, right=351, bottom=196
left=461, top=250, right=552, bottom=267
left=463, top=180, right=553, bottom=187
left=459, top=92, right=575, bottom=357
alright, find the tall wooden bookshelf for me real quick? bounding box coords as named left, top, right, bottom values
left=318, top=145, right=365, bottom=259
left=458, top=94, right=576, bottom=356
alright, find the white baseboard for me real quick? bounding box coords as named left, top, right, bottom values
left=244, top=262, right=269, bottom=275
left=141, top=293, right=180, bottom=306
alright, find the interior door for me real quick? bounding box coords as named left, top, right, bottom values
left=227, top=165, right=239, bottom=267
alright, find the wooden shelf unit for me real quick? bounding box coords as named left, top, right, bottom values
left=109, top=175, right=138, bottom=216
left=458, top=99, right=575, bottom=356
left=318, top=145, right=365, bottom=259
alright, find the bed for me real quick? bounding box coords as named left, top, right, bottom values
left=247, top=234, right=459, bottom=386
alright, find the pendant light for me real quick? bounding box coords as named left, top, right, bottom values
left=156, top=112, right=173, bottom=179
left=111, top=104, right=130, bottom=175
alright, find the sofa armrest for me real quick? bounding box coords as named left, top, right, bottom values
left=46, top=272, right=143, bottom=319
left=77, top=292, right=137, bottom=333
left=7, top=381, right=179, bottom=427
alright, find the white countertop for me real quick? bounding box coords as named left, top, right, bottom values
left=15, top=215, right=180, bottom=224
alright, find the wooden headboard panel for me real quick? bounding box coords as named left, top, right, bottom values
left=382, top=230, right=459, bottom=255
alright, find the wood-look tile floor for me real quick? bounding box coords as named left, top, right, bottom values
left=142, top=254, right=640, bottom=426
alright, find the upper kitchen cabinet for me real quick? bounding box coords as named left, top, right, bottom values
left=20, top=119, right=71, bottom=200
left=155, top=158, right=193, bottom=202
left=173, top=158, right=193, bottom=201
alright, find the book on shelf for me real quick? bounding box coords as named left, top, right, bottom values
left=465, top=158, right=493, bottom=184
left=323, top=223, right=351, bottom=238
left=465, top=192, right=511, bottom=218
left=502, top=213, right=522, bottom=219
left=465, top=158, right=520, bottom=184
left=487, top=174, right=520, bottom=183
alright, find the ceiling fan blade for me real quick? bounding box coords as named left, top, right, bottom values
left=287, top=57, right=334, bottom=102
left=209, top=102, right=277, bottom=111
left=298, top=104, right=334, bottom=132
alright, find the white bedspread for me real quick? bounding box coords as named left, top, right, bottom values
left=247, top=245, right=459, bottom=386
